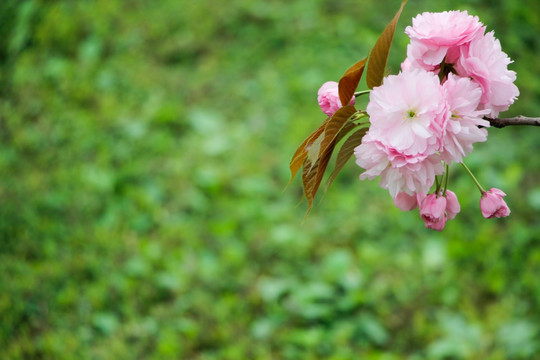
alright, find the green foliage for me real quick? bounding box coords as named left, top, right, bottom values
left=0, top=0, right=540, bottom=359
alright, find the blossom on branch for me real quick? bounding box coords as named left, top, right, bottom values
left=367, top=69, right=446, bottom=155
left=317, top=81, right=355, bottom=116
left=354, top=134, right=444, bottom=198
left=480, top=188, right=511, bottom=218
left=439, top=74, right=490, bottom=164
left=405, top=10, right=484, bottom=68
left=292, top=4, right=521, bottom=230
left=419, top=193, right=448, bottom=231
left=456, top=31, right=520, bottom=117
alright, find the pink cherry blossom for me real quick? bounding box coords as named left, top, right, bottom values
left=366, top=69, right=448, bottom=156
left=317, top=81, right=354, bottom=117
left=456, top=31, right=519, bottom=117
left=354, top=133, right=444, bottom=198
left=405, top=11, right=485, bottom=68
left=440, top=74, right=490, bottom=163
left=393, top=192, right=418, bottom=211
left=480, top=188, right=511, bottom=218
left=419, top=193, right=447, bottom=231
left=444, top=190, right=461, bottom=220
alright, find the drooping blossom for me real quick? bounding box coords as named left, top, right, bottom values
left=456, top=31, right=519, bottom=117
left=354, top=134, right=444, bottom=198
left=366, top=69, right=448, bottom=156
left=405, top=10, right=485, bottom=69
left=444, top=190, right=461, bottom=220
left=317, top=81, right=354, bottom=117
left=419, top=193, right=447, bottom=231
left=393, top=192, right=419, bottom=211
left=439, top=74, right=490, bottom=163
left=480, top=188, right=511, bottom=218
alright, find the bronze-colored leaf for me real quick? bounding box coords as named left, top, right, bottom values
left=302, top=147, right=333, bottom=215
left=302, top=158, right=318, bottom=214
left=335, top=120, right=360, bottom=144
left=326, top=127, right=368, bottom=190
left=300, top=107, right=358, bottom=214
left=318, top=105, right=357, bottom=160
left=338, top=57, right=368, bottom=106
left=366, top=0, right=407, bottom=89
left=288, top=119, right=328, bottom=185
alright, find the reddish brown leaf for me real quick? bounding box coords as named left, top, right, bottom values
left=301, top=158, right=318, bottom=214
left=326, top=126, right=368, bottom=190
left=335, top=120, right=360, bottom=144
left=366, top=0, right=407, bottom=89
left=338, top=57, right=368, bottom=106
left=302, top=147, right=333, bottom=215
left=288, top=119, right=328, bottom=185
left=300, top=107, right=359, bottom=214
left=318, top=105, right=357, bottom=160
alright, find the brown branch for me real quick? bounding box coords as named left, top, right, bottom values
left=486, top=116, right=540, bottom=129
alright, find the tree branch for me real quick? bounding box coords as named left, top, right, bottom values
left=486, top=116, right=540, bottom=129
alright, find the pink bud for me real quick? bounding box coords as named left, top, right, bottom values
left=480, top=188, right=510, bottom=219
left=393, top=192, right=419, bottom=211
left=420, top=193, right=448, bottom=231
left=445, top=190, right=461, bottom=220
left=317, top=81, right=354, bottom=117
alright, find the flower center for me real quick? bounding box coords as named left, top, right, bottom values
left=404, top=109, right=417, bottom=122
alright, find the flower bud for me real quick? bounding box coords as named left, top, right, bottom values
left=317, top=81, right=354, bottom=116
left=420, top=193, right=447, bottom=231
left=444, top=190, right=461, bottom=220
left=480, top=188, right=510, bottom=218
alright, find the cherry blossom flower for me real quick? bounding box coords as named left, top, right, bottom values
left=393, top=192, right=419, bottom=211
left=480, top=188, right=511, bottom=218
left=354, top=134, right=444, bottom=198
left=317, top=81, right=354, bottom=117
left=405, top=10, right=485, bottom=68
left=419, top=193, right=448, bottom=231
left=444, top=190, right=461, bottom=220
left=456, top=31, right=519, bottom=117
left=366, top=69, right=447, bottom=156
left=439, top=74, right=490, bottom=163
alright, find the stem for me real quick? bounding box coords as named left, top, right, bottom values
left=486, top=116, right=540, bottom=128
left=460, top=162, right=485, bottom=194
left=354, top=90, right=371, bottom=97
left=443, top=163, right=449, bottom=196
left=351, top=111, right=368, bottom=122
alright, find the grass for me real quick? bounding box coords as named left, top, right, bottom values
left=1, top=0, right=540, bottom=358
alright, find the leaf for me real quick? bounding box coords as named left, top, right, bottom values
left=302, top=149, right=333, bottom=215
left=288, top=120, right=328, bottom=185
left=338, top=57, right=367, bottom=106
left=326, top=126, right=368, bottom=189
left=301, top=107, right=358, bottom=214
left=318, top=105, right=357, bottom=159
left=366, top=0, right=407, bottom=89
left=335, top=120, right=360, bottom=144
left=302, top=158, right=318, bottom=214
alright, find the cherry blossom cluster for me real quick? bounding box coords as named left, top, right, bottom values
left=318, top=11, right=516, bottom=230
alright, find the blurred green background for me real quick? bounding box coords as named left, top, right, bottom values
left=1, top=0, right=539, bottom=358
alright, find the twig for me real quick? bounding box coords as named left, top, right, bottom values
left=486, top=116, right=540, bottom=129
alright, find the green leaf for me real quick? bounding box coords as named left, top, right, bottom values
left=366, top=0, right=407, bottom=89
left=338, top=57, right=367, bottom=106
left=326, top=126, right=368, bottom=190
